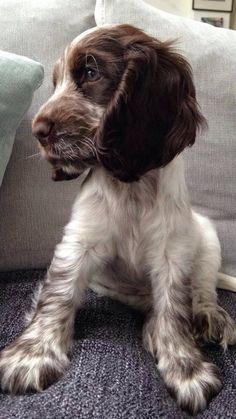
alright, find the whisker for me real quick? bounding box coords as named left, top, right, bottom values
left=82, top=136, right=96, bottom=156
left=52, top=134, right=96, bottom=161
left=25, top=152, right=41, bottom=160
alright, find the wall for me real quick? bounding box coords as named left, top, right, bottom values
left=232, top=2, right=236, bottom=27
left=144, top=0, right=236, bottom=29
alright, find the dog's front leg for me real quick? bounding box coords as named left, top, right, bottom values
left=0, top=220, right=98, bottom=394
left=143, top=262, right=222, bottom=415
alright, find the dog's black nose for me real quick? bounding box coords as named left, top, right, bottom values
left=32, top=119, right=53, bottom=146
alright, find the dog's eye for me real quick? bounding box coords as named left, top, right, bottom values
left=84, top=66, right=100, bottom=82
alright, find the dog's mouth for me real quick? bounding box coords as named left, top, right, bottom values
left=51, top=167, right=81, bottom=181
left=38, top=143, right=91, bottom=182
left=49, top=159, right=84, bottom=182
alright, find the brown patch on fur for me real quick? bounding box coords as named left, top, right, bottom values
left=52, top=58, right=64, bottom=88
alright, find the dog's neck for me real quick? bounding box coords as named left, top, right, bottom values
left=89, top=155, right=190, bottom=214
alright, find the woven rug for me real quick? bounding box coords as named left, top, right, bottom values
left=0, top=270, right=236, bottom=418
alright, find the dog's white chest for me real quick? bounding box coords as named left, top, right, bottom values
left=109, top=203, right=153, bottom=281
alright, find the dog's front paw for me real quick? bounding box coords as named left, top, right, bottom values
left=0, top=337, right=69, bottom=393
left=194, top=304, right=236, bottom=348
left=165, top=360, right=222, bottom=415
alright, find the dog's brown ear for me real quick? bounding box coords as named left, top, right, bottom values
left=95, top=34, right=205, bottom=182
left=161, top=58, right=206, bottom=167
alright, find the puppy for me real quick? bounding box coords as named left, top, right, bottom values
left=1, top=25, right=236, bottom=415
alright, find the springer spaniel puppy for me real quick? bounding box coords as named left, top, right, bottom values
left=0, top=24, right=235, bottom=414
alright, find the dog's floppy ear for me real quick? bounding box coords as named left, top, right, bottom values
left=95, top=34, right=205, bottom=182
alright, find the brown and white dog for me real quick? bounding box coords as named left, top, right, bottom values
left=0, top=25, right=235, bottom=414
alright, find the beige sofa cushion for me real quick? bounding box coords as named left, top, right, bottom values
left=0, top=0, right=96, bottom=271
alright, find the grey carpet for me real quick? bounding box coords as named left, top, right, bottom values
left=0, top=270, right=236, bottom=419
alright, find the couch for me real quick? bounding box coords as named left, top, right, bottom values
left=0, top=1, right=236, bottom=417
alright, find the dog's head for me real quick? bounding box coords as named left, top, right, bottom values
left=32, top=24, right=205, bottom=182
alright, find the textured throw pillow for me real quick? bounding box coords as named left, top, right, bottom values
left=95, top=0, right=236, bottom=278
left=0, top=51, right=44, bottom=186
left=0, top=0, right=96, bottom=271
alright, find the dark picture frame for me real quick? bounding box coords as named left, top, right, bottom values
left=192, top=0, right=234, bottom=12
